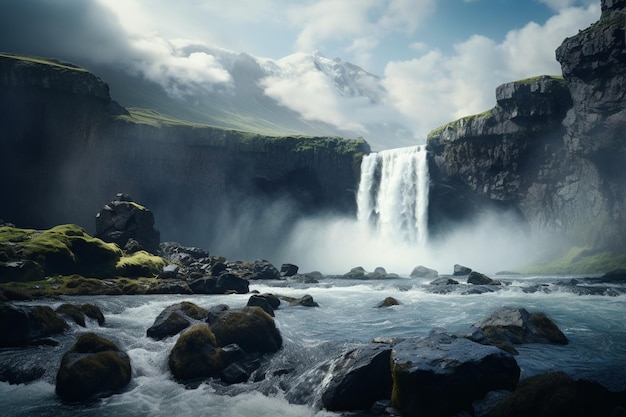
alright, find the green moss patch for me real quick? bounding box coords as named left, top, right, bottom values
left=520, top=246, right=626, bottom=274
left=0, top=224, right=122, bottom=279
left=115, top=251, right=167, bottom=277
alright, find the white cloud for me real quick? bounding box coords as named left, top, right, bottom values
left=382, top=4, right=600, bottom=139
left=287, top=0, right=435, bottom=67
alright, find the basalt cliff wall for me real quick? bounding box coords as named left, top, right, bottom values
left=0, top=54, right=369, bottom=249
left=427, top=0, right=626, bottom=253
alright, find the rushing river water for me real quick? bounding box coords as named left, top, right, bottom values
left=2, top=275, right=626, bottom=416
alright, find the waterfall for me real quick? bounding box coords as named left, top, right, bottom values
left=356, top=145, right=429, bottom=245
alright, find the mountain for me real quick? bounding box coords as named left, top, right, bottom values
left=426, top=0, right=626, bottom=272
left=89, top=49, right=415, bottom=151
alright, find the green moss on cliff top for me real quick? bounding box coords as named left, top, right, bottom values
left=520, top=246, right=626, bottom=274
left=427, top=108, right=494, bottom=140
left=0, top=53, right=88, bottom=72
left=117, top=107, right=369, bottom=155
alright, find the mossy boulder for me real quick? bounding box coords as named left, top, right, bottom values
left=147, top=301, right=208, bottom=340
left=55, top=303, right=105, bottom=327
left=209, top=306, right=282, bottom=354
left=0, top=303, right=68, bottom=347
left=168, top=325, right=226, bottom=381
left=486, top=371, right=626, bottom=417
left=0, top=224, right=122, bottom=279
left=55, top=333, right=131, bottom=402
left=115, top=250, right=167, bottom=278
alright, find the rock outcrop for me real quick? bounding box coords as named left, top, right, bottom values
left=0, top=303, right=68, bottom=347
left=427, top=0, right=626, bottom=258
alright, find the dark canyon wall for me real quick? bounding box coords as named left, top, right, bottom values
left=0, top=54, right=369, bottom=250
left=427, top=0, right=626, bottom=252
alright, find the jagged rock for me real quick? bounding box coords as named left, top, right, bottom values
left=56, top=333, right=131, bottom=402
left=391, top=331, right=520, bottom=417
left=453, top=264, right=472, bottom=276
left=95, top=194, right=160, bottom=254
left=486, top=371, right=626, bottom=417
left=321, top=343, right=393, bottom=411
left=147, top=301, right=208, bottom=340
left=280, top=263, right=299, bottom=277
left=0, top=303, right=68, bottom=347
left=472, top=307, right=568, bottom=353
left=211, top=262, right=227, bottom=276
left=252, top=259, right=281, bottom=280
left=247, top=294, right=275, bottom=317
left=209, top=306, right=282, bottom=354
left=55, top=303, right=105, bottom=327
left=377, top=297, right=400, bottom=308
left=410, top=265, right=438, bottom=278
left=467, top=271, right=501, bottom=285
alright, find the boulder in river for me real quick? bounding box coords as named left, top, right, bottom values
left=0, top=303, right=67, bottom=347
left=55, top=303, right=105, bottom=327
left=391, top=330, right=520, bottom=417
left=147, top=301, right=208, bottom=340
left=168, top=325, right=225, bottom=381
left=472, top=306, right=568, bottom=354
left=56, top=333, right=131, bottom=402
left=453, top=264, right=473, bottom=276
left=209, top=306, right=282, bottom=354
left=410, top=265, right=439, bottom=278
left=467, top=271, right=501, bottom=285
left=321, top=343, right=393, bottom=412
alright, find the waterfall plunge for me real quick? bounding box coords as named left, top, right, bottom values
left=357, top=145, right=429, bottom=245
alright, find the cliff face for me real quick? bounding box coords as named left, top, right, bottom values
left=427, top=0, right=626, bottom=250
left=0, top=53, right=369, bottom=249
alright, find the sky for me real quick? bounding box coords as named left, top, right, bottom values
left=0, top=0, right=601, bottom=144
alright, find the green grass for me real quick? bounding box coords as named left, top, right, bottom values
left=0, top=52, right=88, bottom=72
left=427, top=108, right=494, bottom=140
left=520, top=246, right=626, bottom=274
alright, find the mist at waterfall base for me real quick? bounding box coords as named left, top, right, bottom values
left=275, top=145, right=549, bottom=276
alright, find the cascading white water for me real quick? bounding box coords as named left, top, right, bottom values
left=356, top=145, right=429, bottom=245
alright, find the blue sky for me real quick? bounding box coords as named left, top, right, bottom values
left=0, top=0, right=601, bottom=144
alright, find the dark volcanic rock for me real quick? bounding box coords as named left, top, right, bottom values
left=95, top=194, right=160, bottom=254
left=321, top=343, right=393, bottom=412
left=55, top=303, right=105, bottom=327
left=467, top=271, right=501, bottom=285
left=391, top=331, right=520, bottom=417
left=486, top=371, right=626, bottom=417
left=56, top=333, right=131, bottom=402
left=453, top=264, right=472, bottom=276
left=377, top=297, right=400, bottom=308
left=473, top=307, right=568, bottom=353
left=0, top=303, right=68, bottom=347
left=147, top=301, right=208, bottom=340
left=215, top=273, right=249, bottom=294
left=247, top=294, right=275, bottom=317
left=280, top=263, right=299, bottom=277
left=430, top=277, right=459, bottom=285
left=252, top=259, right=281, bottom=280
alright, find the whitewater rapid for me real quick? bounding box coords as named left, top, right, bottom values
left=2, top=276, right=626, bottom=416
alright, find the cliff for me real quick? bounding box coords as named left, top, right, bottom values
left=0, top=53, right=369, bottom=250
left=427, top=0, right=626, bottom=261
